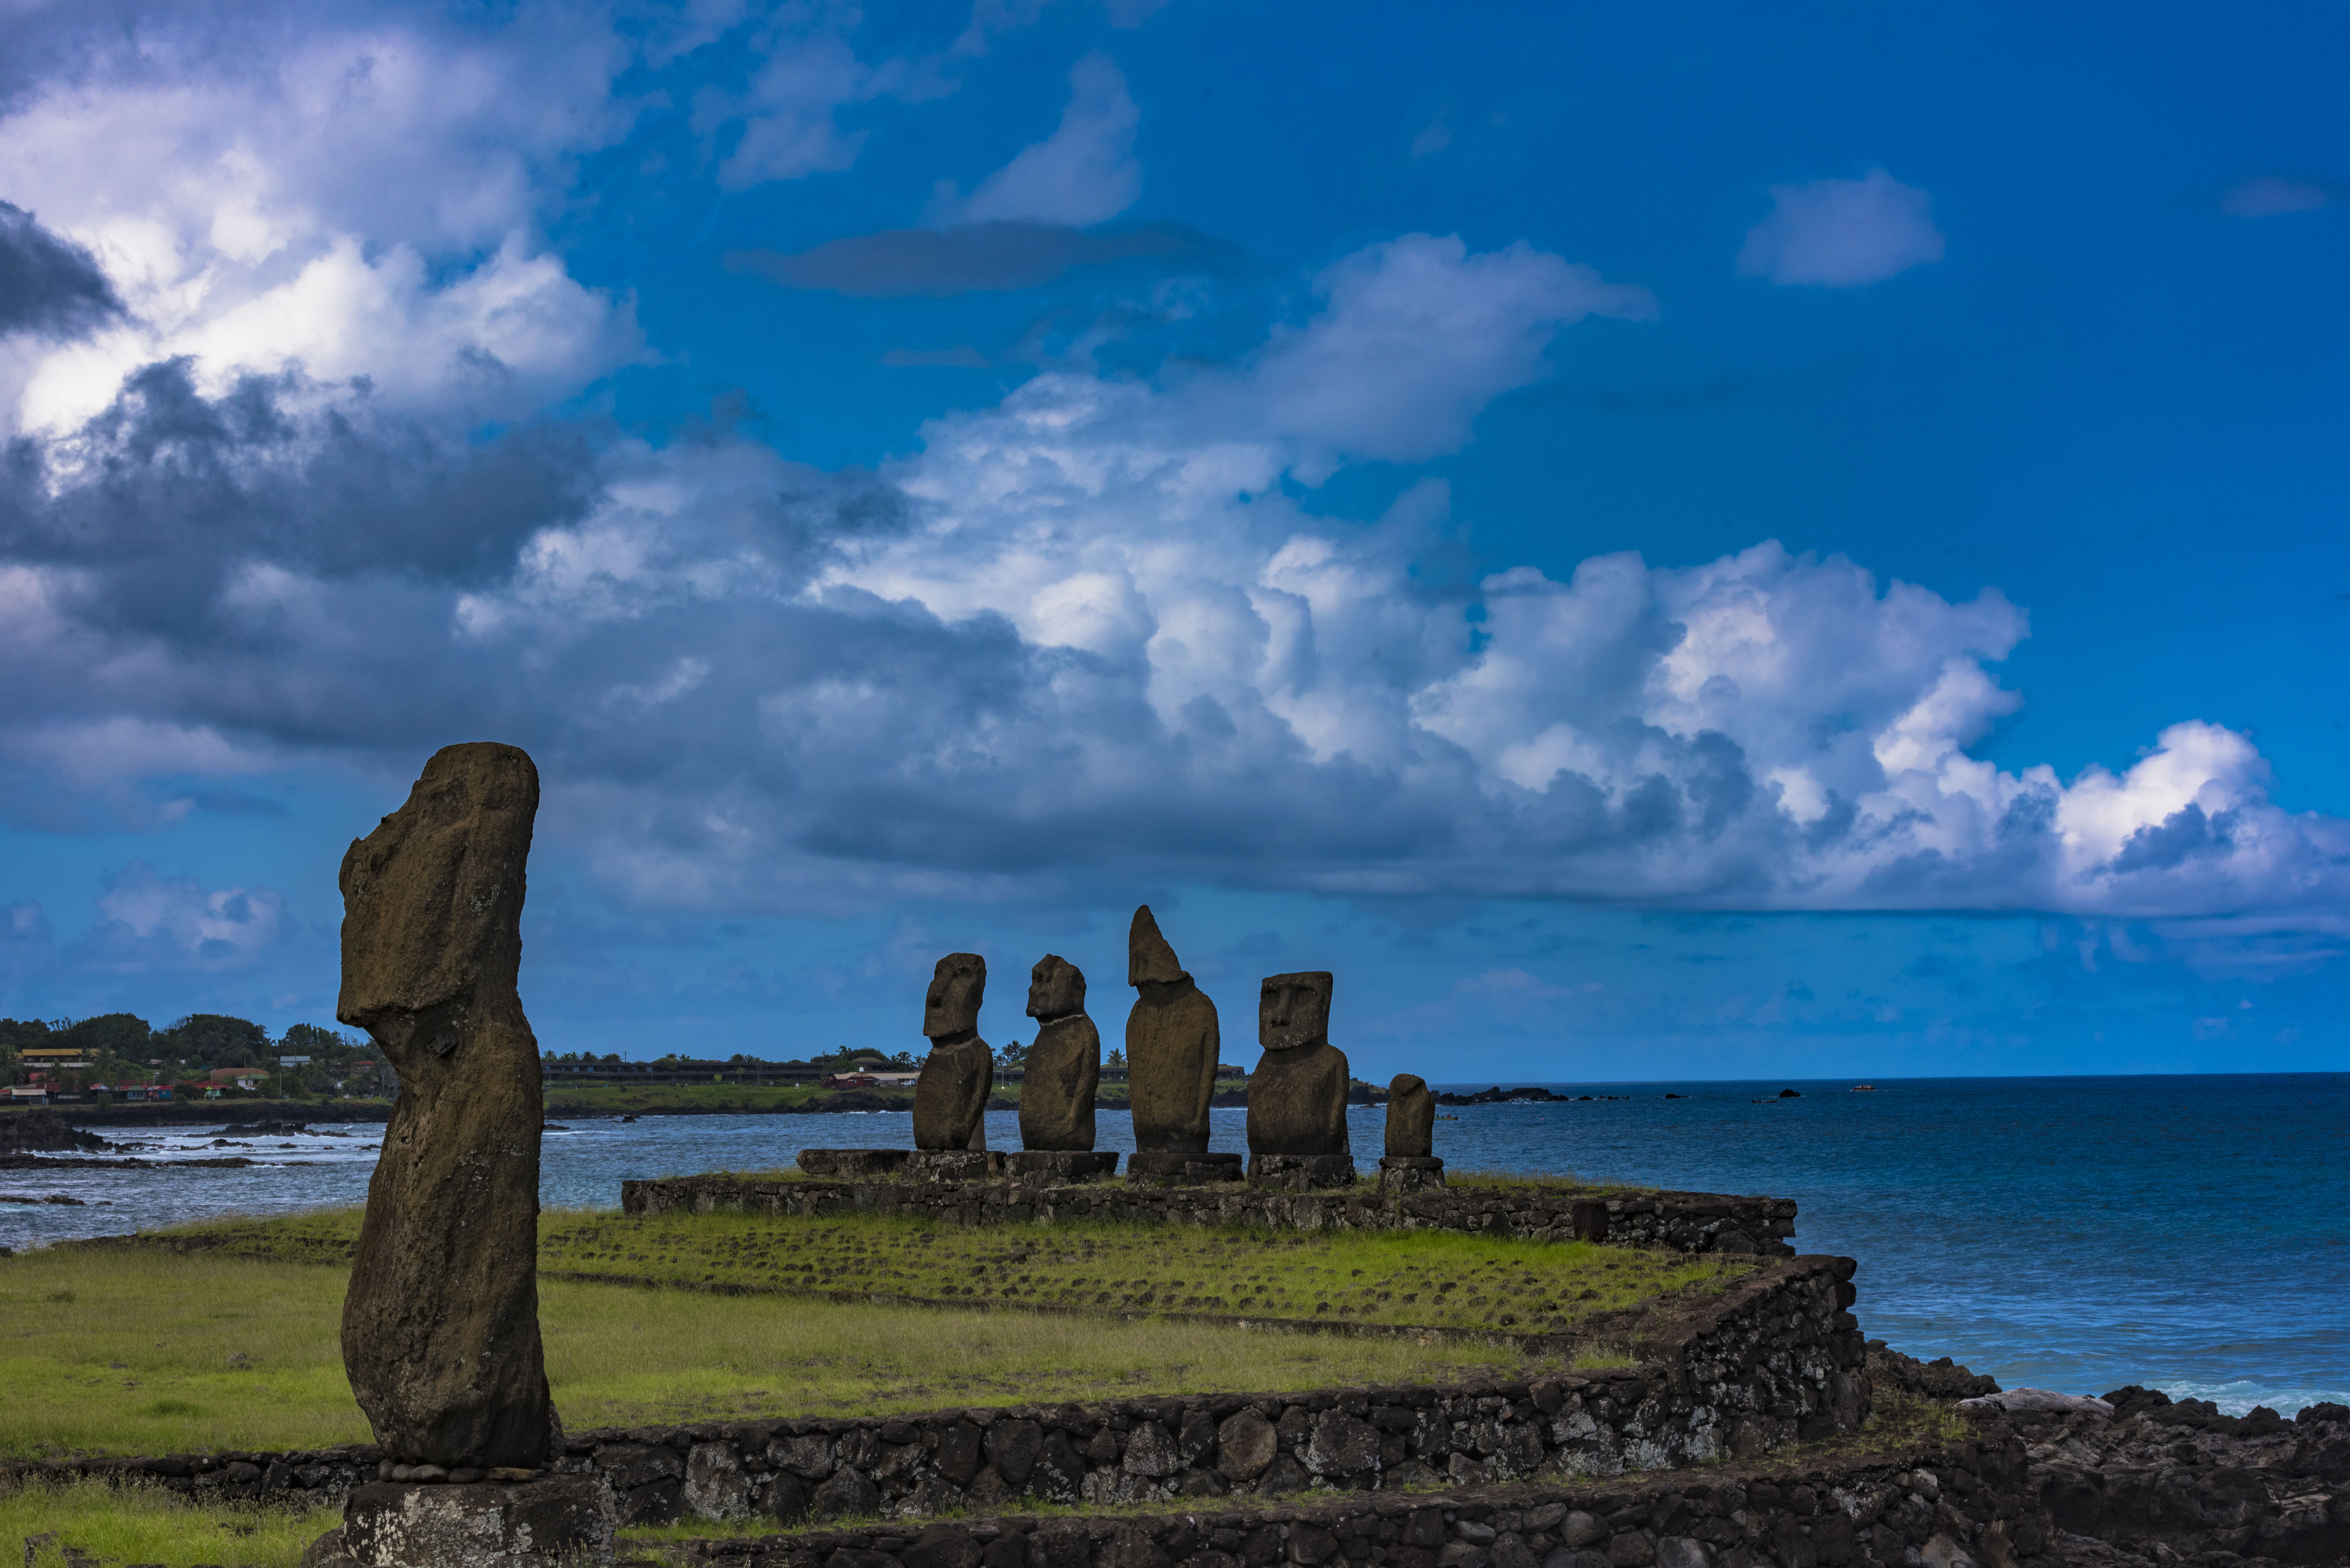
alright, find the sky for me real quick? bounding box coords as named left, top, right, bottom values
left=0, top=0, right=2345, bottom=1080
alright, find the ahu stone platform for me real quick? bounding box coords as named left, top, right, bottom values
left=621, top=1171, right=1797, bottom=1257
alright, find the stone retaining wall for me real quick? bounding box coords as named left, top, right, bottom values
left=667, top=1431, right=2048, bottom=1568
left=619, top=1176, right=1797, bottom=1259
left=0, top=1259, right=1863, bottom=1528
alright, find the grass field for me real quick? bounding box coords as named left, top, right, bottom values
left=0, top=1234, right=1602, bottom=1460
left=2, top=1477, right=339, bottom=1568
left=115, top=1205, right=1757, bottom=1337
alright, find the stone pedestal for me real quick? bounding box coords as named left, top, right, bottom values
left=797, top=1149, right=910, bottom=1179
left=1126, top=1150, right=1244, bottom=1186
left=1005, top=1150, right=1118, bottom=1183
left=906, top=1149, right=1006, bottom=1181
left=337, top=1477, right=615, bottom=1568
left=1377, top=1154, right=1444, bottom=1194
left=1248, top=1153, right=1357, bottom=1190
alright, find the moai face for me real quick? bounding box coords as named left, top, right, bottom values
left=1259, top=971, right=1334, bottom=1051
left=1027, top=954, right=1086, bottom=1020
left=923, top=953, right=986, bottom=1040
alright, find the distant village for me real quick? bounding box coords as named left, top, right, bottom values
left=0, top=1014, right=1163, bottom=1106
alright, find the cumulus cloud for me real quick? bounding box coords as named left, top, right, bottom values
left=0, top=200, right=123, bottom=339
left=72, top=861, right=286, bottom=973
left=0, top=11, right=650, bottom=433
left=947, top=52, right=1142, bottom=227
left=727, top=220, right=1232, bottom=297
left=1739, top=169, right=1945, bottom=288
left=1, top=225, right=2340, bottom=924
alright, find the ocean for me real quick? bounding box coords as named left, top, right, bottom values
left=3, top=1073, right=2342, bottom=1417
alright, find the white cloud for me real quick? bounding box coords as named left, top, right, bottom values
left=952, top=52, right=1142, bottom=227
left=1240, top=234, right=1656, bottom=472
left=1739, top=169, right=1946, bottom=288
left=2221, top=174, right=2336, bottom=217
left=706, top=33, right=883, bottom=190
left=79, top=861, right=286, bottom=973
left=0, top=14, right=650, bottom=433
left=3, top=225, right=2344, bottom=924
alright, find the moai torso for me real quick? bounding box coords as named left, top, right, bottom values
left=1385, top=1073, right=1435, bottom=1157
left=1246, top=970, right=1351, bottom=1157
left=1122, top=906, right=1219, bottom=1153
left=913, top=953, right=993, bottom=1150
left=1020, top=954, right=1099, bottom=1151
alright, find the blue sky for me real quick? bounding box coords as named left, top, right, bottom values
left=0, top=0, right=2345, bottom=1078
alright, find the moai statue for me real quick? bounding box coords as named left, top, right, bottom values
left=1020, top=954, right=1098, bottom=1151
left=337, top=742, right=556, bottom=1470
left=1124, top=906, right=1220, bottom=1154
left=1385, top=1073, right=1435, bottom=1157
left=1246, top=971, right=1350, bottom=1156
left=913, top=953, right=993, bottom=1151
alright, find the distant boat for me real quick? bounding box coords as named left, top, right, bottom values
left=1851, top=1085, right=1877, bottom=1092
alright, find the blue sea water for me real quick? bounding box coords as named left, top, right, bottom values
left=3, top=1073, right=2342, bottom=1416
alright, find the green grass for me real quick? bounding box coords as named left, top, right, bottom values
left=0, top=1236, right=1583, bottom=1460
left=1, top=1477, right=339, bottom=1568
left=109, top=1205, right=1758, bottom=1338
left=533, top=1209, right=1750, bottom=1335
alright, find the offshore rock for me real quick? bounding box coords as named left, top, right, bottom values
left=1123, top=907, right=1220, bottom=1153
left=913, top=953, right=993, bottom=1151
left=1246, top=971, right=1349, bottom=1157
left=337, top=742, right=555, bottom=1470
left=1384, top=1073, right=1434, bottom=1157
left=1020, top=954, right=1098, bottom=1151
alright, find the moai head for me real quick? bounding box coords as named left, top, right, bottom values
left=1128, top=905, right=1187, bottom=986
left=1027, top=954, right=1087, bottom=1021
left=923, top=953, right=986, bottom=1041
left=1259, top=971, right=1334, bottom=1052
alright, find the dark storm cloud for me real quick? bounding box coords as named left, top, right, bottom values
left=725, top=221, right=1237, bottom=298
left=0, top=200, right=124, bottom=339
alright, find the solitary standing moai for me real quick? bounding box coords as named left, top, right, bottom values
left=337, top=742, right=557, bottom=1472
left=1020, top=954, right=1098, bottom=1151
left=1385, top=1073, right=1435, bottom=1156
left=1246, top=971, right=1351, bottom=1157
left=1124, top=906, right=1220, bottom=1154
left=913, top=953, right=993, bottom=1150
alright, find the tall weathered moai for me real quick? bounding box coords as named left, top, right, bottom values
left=338, top=742, right=556, bottom=1472
left=1124, top=906, right=1220, bottom=1154
left=913, top=953, right=993, bottom=1151
left=1020, top=954, right=1098, bottom=1151
left=1246, top=971, right=1351, bottom=1157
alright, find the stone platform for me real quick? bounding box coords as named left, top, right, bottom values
left=1248, top=1153, right=1357, bottom=1190
left=1127, top=1150, right=1244, bottom=1186
left=905, top=1150, right=1007, bottom=1181
left=795, top=1149, right=910, bottom=1179
left=334, top=1476, right=614, bottom=1568
left=1377, top=1154, right=1444, bottom=1193
left=1005, top=1150, right=1119, bottom=1181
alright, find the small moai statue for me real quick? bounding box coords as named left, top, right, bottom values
left=913, top=953, right=993, bottom=1151
left=1124, top=906, right=1220, bottom=1154
left=1020, top=954, right=1098, bottom=1151
left=1385, top=1073, right=1435, bottom=1157
left=1246, top=971, right=1351, bottom=1156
